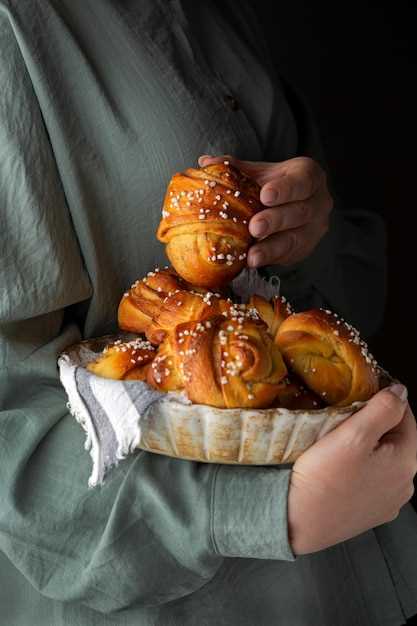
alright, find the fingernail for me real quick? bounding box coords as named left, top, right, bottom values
left=250, top=219, right=268, bottom=238
left=248, top=250, right=264, bottom=267
left=198, top=155, right=212, bottom=165
left=389, top=384, right=408, bottom=402
left=261, top=188, right=278, bottom=205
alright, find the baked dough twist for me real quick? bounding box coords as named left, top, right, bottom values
left=249, top=294, right=293, bottom=342
left=276, top=309, right=379, bottom=406
left=117, top=267, right=185, bottom=338
left=87, top=338, right=155, bottom=381
left=147, top=315, right=287, bottom=409
left=157, top=162, right=262, bottom=288
left=273, top=375, right=323, bottom=410
left=118, top=266, right=233, bottom=344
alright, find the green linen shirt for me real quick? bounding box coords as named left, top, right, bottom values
left=1, top=1, right=416, bottom=625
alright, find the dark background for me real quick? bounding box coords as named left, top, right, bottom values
left=253, top=0, right=417, bottom=404
left=252, top=3, right=416, bottom=622
left=251, top=1, right=416, bottom=407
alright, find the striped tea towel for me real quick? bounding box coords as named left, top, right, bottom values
left=58, top=345, right=191, bottom=487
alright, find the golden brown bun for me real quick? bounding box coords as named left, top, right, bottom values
left=157, top=162, right=262, bottom=289
left=117, top=267, right=185, bottom=337
left=272, top=375, right=324, bottom=411
left=149, top=295, right=264, bottom=347
left=146, top=289, right=231, bottom=345
left=249, top=294, right=293, bottom=341
left=118, top=266, right=236, bottom=345
left=146, top=332, right=184, bottom=393
left=123, top=364, right=152, bottom=381
left=147, top=315, right=287, bottom=409
left=117, top=265, right=264, bottom=346
left=87, top=338, right=155, bottom=380
left=276, top=309, right=379, bottom=406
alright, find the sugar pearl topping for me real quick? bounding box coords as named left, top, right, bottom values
left=319, top=308, right=379, bottom=371
left=108, top=338, right=155, bottom=354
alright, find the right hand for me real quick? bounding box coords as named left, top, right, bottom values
left=287, top=384, right=417, bottom=555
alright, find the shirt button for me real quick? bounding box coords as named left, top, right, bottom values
left=224, top=94, right=240, bottom=111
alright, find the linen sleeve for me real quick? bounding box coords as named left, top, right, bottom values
left=262, top=73, right=387, bottom=340
left=0, top=8, right=295, bottom=615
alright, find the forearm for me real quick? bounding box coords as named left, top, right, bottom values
left=1, top=316, right=296, bottom=612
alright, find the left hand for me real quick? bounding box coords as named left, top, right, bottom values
left=198, top=154, right=333, bottom=267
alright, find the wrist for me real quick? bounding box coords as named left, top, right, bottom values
left=287, top=474, right=329, bottom=556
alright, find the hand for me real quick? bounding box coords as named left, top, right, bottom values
left=198, top=154, right=333, bottom=267
left=286, top=384, right=417, bottom=555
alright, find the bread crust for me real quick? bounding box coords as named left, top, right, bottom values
left=157, top=163, right=262, bottom=288
left=276, top=309, right=379, bottom=406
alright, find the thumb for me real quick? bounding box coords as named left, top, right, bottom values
left=338, top=384, right=408, bottom=448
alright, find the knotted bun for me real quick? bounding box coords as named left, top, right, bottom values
left=147, top=315, right=287, bottom=409
left=249, top=294, right=293, bottom=341
left=118, top=267, right=185, bottom=338
left=276, top=309, right=379, bottom=406
left=87, top=338, right=155, bottom=381
left=157, top=162, right=262, bottom=288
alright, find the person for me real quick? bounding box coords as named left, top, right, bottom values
left=1, top=1, right=416, bottom=625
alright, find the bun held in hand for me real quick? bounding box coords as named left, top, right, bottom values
left=157, top=162, right=262, bottom=289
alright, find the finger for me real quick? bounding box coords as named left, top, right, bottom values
left=249, top=203, right=315, bottom=240
left=249, top=187, right=333, bottom=239
left=260, top=157, right=325, bottom=206
left=375, top=408, right=417, bottom=490
left=247, top=220, right=328, bottom=267
left=340, top=385, right=408, bottom=449
left=380, top=406, right=417, bottom=457
left=198, top=156, right=330, bottom=204
left=198, top=154, right=234, bottom=167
